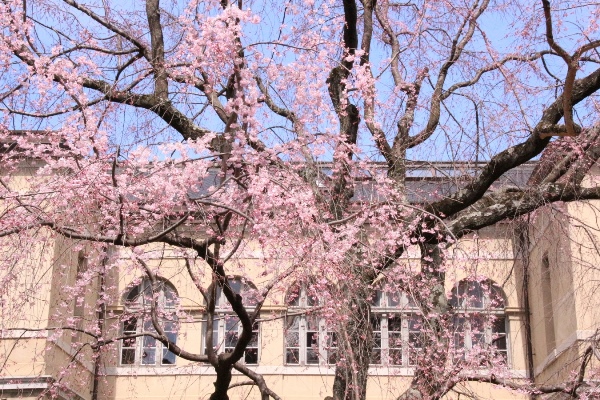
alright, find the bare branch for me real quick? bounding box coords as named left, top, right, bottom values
left=61, top=0, right=150, bottom=60
left=146, top=0, right=168, bottom=98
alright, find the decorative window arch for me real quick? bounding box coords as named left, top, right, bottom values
left=205, top=277, right=260, bottom=364
left=284, top=281, right=337, bottom=366
left=215, top=277, right=259, bottom=308
left=369, top=288, right=421, bottom=366
left=120, top=278, right=178, bottom=366
left=449, top=279, right=508, bottom=362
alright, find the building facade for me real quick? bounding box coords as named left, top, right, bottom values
left=1, top=162, right=599, bottom=400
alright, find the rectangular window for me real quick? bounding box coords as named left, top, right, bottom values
left=206, top=315, right=260, bottom=365
left=452, top=314, right=507, bottom=363
left=284, top=314, right=335, bottom=366
left=369, top=314, right=422, bottom=367
left=120, top=317, right=178, bottom=366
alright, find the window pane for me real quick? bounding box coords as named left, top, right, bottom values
left=387, top=292, right=402, bottom=307
left=389, top=332, right=402, bottom=348
left=388, top=316, right=402, bottom=332
left=370, top=290, right=383, bottom=307
left=143, top=335, right=157, bottom=348
left=389, top=349, right=402, bottom=365
left=123, top=318, right=137, bottom=332
left=370, top=349, right=381, bottom=365
left=286, top=331, right=300, bottom=347
left=225, top=330, right=239, bottom=347
left=144, top=319, right=156, bottom=334
left=225, top=316, right=240, bottom=331
left=306, top=292, right=319, bottom=306
left=467, top=282, right=484, bottom=308
left=126, top=285, right=140, bottom=304
left=162, top=348, right=176, bottom=365
left=406, top=293, right=416, bottom=308
left=224, top=316, right=240, bottom=349
left=306, top=315, right=319, bottom=331
left=212, top=319, right=219, bottom=348
left=166, top=331, right=177, bottom=344
left=306, top=332, right=318, bottom=347
left=472, top=333, right=485, bottom=347
left=371, top=316, right=381, bottom=331
left=164, top=286, right=177, bottom=308
left=286, top=315, right=300, bottom=331
left=306, top=349, right=319, bottom=364
left=217, top=278, right=258, bottom=307
left=494, top=334, right=507, bottom=351
left=488, top=285, right=505, bottom=308
left=492, top=317, right=506, bottom=335
left=121, top=349, right=136, bottom=365
left=245, top=348, right=258, bottom=364
left=164, top=321, right=177, bottom=333
left=230, top=279, right=242, bottom=295
left=142, top=348, right=156, bottom=365
left=286, top=285, right=301, bottom=306
left=373, top=332, right=381, bottom=349
left=286, top=349, right=300, bottom=364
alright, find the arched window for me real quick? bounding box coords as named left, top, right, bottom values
left=205, top=277, right=260, bottom=364
left=449, top=279, right=508, bottom=362
left=120, top=278, right=178, bottom=366
left=284, top=281, right=337, bottom=366
left=370, top=288, right=421, bottom=366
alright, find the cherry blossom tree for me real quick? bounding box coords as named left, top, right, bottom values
left=1, top=0, right=600, bottom=400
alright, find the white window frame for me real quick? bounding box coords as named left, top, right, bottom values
left=284, top=284, right=337, bottom=366
left=450, top=280, right=508, bottom=363
left=204, top=277, right=261, bottom=365
left=370, top=290, right=421, bottom=367
left=120, top=278, right=179, bottom=367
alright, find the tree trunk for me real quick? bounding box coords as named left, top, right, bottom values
left=332, top=249, right=375, bottom=400
left=210, top=364, right=233, bottom=400
left=332, top=292, right=372, bottom=400
left=397, top=243, right=450, bottom=400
